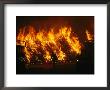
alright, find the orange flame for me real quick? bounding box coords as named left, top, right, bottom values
left=17, top=26, right=82, bottom=63
left=86, top=30, right=93, bottom=42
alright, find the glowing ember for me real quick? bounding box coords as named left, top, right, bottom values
left=17, top=26, right=82, bottom=63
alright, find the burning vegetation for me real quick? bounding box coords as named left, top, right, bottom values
left=16, top=25, right=93, bottom=64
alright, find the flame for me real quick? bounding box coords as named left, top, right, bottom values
left=86, top=30, right=93, bottom=42
left=24, top=47, right=31, bottom=63
left=57, top=48, right=66, bottom=61
left=17, top=25, right=82, bottom=63
left=59, top=27, right=81, bottom=54
left=44, top=51, right=51, bottom=61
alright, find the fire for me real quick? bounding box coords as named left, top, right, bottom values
left=16, top=25, right=82, bottom=63
left=59, top=27, right=81, bottom=54
left=44, top=51, right=51, bottom=61
left=57, top=48, right=66, bottom=61
left=86, top=30, right=93, bottom=42
left=24, top=47, right=31, bottom=63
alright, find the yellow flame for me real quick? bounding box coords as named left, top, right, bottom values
left=24, top=47, right=31, bottom=63
left=57, top=48, right=66, bottom=61
left=59, top=27, right=81, bottom=54
left=17, top=26, right=82, bottom=63
left=44, top=51, right=51, bottom=61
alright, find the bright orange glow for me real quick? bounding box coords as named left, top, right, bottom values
left=57, top=48, right=66, bottom=61
left=44, top=51, right=51, bottom=62
left=86, top=30, right=93, bottom=42
left=16, top=26, right=82, bottom=63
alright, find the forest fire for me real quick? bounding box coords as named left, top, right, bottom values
left=16, top=26, right=82, bottom=63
